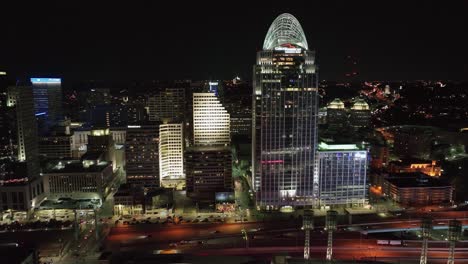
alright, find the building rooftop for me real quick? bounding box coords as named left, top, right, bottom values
left=263, top=13, right=308, bottom=50
left=386, top=173, right=451, bottom=188
left=327, top=98, right=345, bottom=109
left=351, top=99, right=370, bottom=110
left=389, top=158, right=435, bottom=166
left=43, top=159, right=110, bottom=174
left=318, top=142, right=363, bottom=151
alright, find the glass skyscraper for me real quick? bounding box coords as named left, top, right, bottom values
left=253, top=13, right=319, bottom=209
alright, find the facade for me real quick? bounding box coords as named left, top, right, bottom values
left=42, top=159, right=113, bottom=200
left=317, top=142, right=368, bottom=207
left=383, top=173, right=452, bottom=206
left=125, top=124, right=160, bottom=189
left=185, top=146, right=232, bottom=201
left=0, top=177, right=45, bottom=211
left=148, top=87, right=185, bottom=122
left=30, top=78, right=63, bottom=127
left=39, top=134, right=73, bottom=159
left=349, top=99, right=371, bottom=128
left=159, top=123, right=184, bottom=188
left=230, top=116, right=252, bottom=137
left=326, top=98, right=346, bottom=128
left=253, top=13, right=319, bottom=209
left=193, top=93, right=230, bottom=146
left=6, top=85, right=40, bottom=179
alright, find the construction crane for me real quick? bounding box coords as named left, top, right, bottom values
left=303, top=210, right=314, bottom=260
left=447, top=219, right=462, bottom=264
left=325, top=210, right=338, bottom=262
left=419, top=216, right=433, bottom=264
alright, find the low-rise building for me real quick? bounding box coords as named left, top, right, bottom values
left=383, top=172, right=452, bottom=206
left=113, top=184, right=144, bottom=216
left=42, top=156, right=113, bottom=201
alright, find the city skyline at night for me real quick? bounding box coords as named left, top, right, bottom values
left=1, top=2, right=468, bottom=264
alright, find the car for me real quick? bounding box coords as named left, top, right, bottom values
left=169, top=243, right=178, bottom=247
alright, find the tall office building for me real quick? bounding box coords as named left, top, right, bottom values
left=0, top=85, right=44, bottom=211
left=193, top=93, right=230, bottom=146
left=159, top=123, right=184, bottom=188
left=31, top=78, right=63, bottom=128
left=349, top=99, right=371, bottom=128
left=6, top=85, right=40, bottom=179
left=148, top=87, right=185, bottom=122
left=326, top=98, right=347, bottom=128
left=317, top=142, right=368, bottom=207
left=186, top=146, right=232, bottom=201
left=253, top=13, right=318, bottom=209
left=125, top=124, right=160, bottom=189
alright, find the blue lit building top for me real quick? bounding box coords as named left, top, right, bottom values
left=30, top=78, right=61, bottom=84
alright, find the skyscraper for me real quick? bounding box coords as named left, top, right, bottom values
left=148, top=87, right=185, bottom=123
left=159, top=123, right=184, bottom=188
left=253, top=13, right=319, bottom=209
left=193, top=93, right=230, bottom=146
left=30, top=78, right=63, bottom=128
left=6, top=85, right=40, bottom=179
left=125, top=124, right=160, bottom=189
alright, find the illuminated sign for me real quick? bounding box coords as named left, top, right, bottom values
left=274, top=47, right=301, bottom=53
left=127, top=125, right=141, bottom=128
left=35, top=112, right=47, bottom=116
left=30, top=78, right=61, bottom=84
left=0, top=71, right=6, bottom=75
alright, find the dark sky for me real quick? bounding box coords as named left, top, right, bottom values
left=3, top=1, right=468, bottom=82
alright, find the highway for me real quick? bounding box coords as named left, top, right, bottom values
left=103, top=211, right=468, bottom=262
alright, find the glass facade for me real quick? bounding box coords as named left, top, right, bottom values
left=317, top=145, right=368, bottom=207
left=253, top=14, right=318, bottom=208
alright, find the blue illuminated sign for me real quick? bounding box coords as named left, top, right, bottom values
left=35, top=112, right=47, bottom=116
left=30, top=78, right=61, bottom=84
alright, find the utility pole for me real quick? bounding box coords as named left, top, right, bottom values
left=303, top=210, right=314, bottom=260
left=447, top=219, right=462, bottom=264
left=420, top=216, right=433, bottom=264
left=325, top=210, right=338, bottom=262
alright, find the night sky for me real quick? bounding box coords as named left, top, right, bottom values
left=4, top=1, right=468, bottom=82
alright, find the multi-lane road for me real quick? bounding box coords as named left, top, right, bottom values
left=103, top=210, right=468, bottom=262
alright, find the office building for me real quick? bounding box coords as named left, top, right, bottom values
left=42, top=157, right=113, bottom=200
left=326, top=98, right=346, bottom=128
left=0, top=85, right=45, bottom=211
left=349, top=99, right=371, bottom=128
left=125, top=124, right=160, bottom=189
left=317, top=142, right=368, bottom=207
left=30, top=78, right=63, bottom=128
left=6, top=85, right=40, bottom=179
left=39, top=134, right=73, bottom=159
left=253, top=13, right=318, bottom=209
left=193, top=93, right=230, bottom=146
left=159, top=123, right=184, bottom=188
left=186, top=146, right=232, bottom=201
left=383, top=173, right=453, bottom=206
left=148, top=87, right=185, bottom=122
